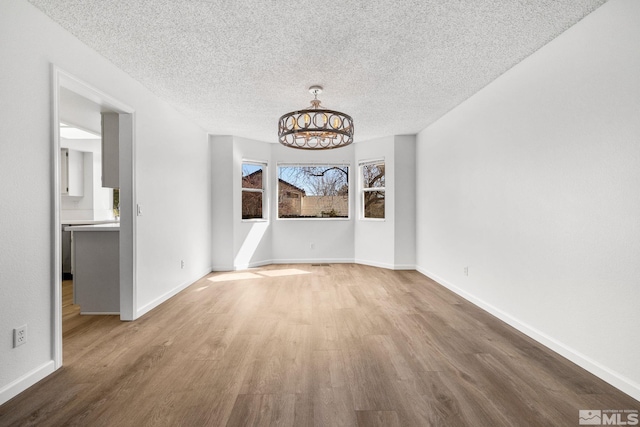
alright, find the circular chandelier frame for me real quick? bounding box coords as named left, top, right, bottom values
left=278, top=86, right=354, bottom=150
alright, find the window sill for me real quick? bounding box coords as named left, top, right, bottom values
left=241, top=218, right=268, bottom=223
left=276, top=217, right=351, bottom=221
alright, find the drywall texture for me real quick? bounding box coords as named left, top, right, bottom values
left=0, top=1, right=211, bottom=404
left=134, top=100, right=211, bottom=315
left=393, top=136, right=416, bottom=268
left=0, top=1, right=55, bottom=403
left=355, top=137, right=396, bottom=268
left=232, top=138, right=273, bottom=269
left=211, top=135, right=273, bottom=271
left=354, top=135, right=417, bottom=270
left=416, top=0, right=640, bottom=399
left=211, top=136, right=236, bottom=270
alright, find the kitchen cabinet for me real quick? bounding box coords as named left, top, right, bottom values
left=61, top=220, right=119, bottom=281
left=101, top=112, right=119, bottom=188
left=65, top=223, right=120, bottom=314
left=60, top=148, right=84, bottom=196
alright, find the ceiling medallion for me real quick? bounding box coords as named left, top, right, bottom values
left=278, top=86, right=354, bottom=150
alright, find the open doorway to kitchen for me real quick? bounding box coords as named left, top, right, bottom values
left=59, top=99, right=117, bottom=340
left=52, top=67, right=136, bottom=369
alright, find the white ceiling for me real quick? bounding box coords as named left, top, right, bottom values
left=29, top=0, right=607, bottom=143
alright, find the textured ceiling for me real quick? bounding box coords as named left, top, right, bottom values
left=29, top=0, right=607, bottom=143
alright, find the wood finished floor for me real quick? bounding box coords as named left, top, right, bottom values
left=1, top=264, right=638, bottom=426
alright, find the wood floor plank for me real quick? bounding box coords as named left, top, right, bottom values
left=312, top=350, right=348, bottom=390
left=313, top=387, right=358, bottom=427
left=226, top=394, right=297, bottom=427
left=341, top=342, right=398, bottom=411
left=356, top=410, right=401, bottom=427
left=1, top=264, right=637, bottom=427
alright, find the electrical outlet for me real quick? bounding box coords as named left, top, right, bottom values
left=464, top=266, right=469, bottom=276
left=310, top=243, right=315, bottom=249
left=14, top=325, right=27, bottom=348
left=180, top=260, right=185, bottom=269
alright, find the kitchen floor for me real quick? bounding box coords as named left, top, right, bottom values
left=62, top=279, right=112, bottom=336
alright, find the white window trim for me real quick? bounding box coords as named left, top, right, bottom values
left=276, top=162, right=352, bottom=221
left=241, top=160, right=268, bottom=222
left=359, top=158, right=386, bottom=221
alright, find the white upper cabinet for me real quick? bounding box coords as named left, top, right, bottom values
left=101, top=112, right=119, bottom=188
left=60, top=148, right=84, bottom=197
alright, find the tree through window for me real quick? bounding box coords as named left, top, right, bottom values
left=278, top=164, right=349, bottom=218
left=360, top=161, right=385, bottom=219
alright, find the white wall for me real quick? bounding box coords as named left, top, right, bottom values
left=211, top=135, right=273, bottom=271
left=134, top=100, right=211, bottom=316
left=270, top=143, right=355, bottom=264
left=233, top=137, right=273, bottom=269
left=211, top=136, right=235, bottom=270
left=393, top=135, right=416, bottom=268
left=0, top=0, right=211, bottom=404
left=416, top=0, right=640, bottom=400
left=355, top=136, right=396, bottom=268
left=59, top=87, right=102, bottom=134
left=354, top=135, right=416, bottom=270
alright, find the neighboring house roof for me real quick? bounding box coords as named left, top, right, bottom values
left=244, top=169, right=306, bottom=195
left=278, top=179, right=306, bottom=196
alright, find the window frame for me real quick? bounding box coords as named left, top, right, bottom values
left=359, top=159, right=386, bottom=221
left=276, top=162, right=351, bottom=221
left=241, top=160, right=268, bottom=222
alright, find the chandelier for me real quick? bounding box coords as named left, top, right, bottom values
left=278, top=86, right=354, bottom=150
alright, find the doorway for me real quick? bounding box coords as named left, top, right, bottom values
left=52, top=67, right=136, bottom=368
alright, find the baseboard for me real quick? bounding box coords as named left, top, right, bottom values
left=211, top=264, right=233, bottom=272
left=415, top=266, right=640, bottom=402
left=354, top=258, right=416, bottom=271
left=80, top=311, right=119, bottom=315
left=212, top=260, right=274, bottom=272
left=0, top=360, right=56, bottom=406
left=216, top=259, right=415, bottom=271
left=354, top=258, right=395, bottom=270
left=136, top=267, right=212, bottom=318
left=271, top=258, right=355, bottom=265
left=232, top=259, right=273, bottom=270
left=393, top=264, right=416, bottom=270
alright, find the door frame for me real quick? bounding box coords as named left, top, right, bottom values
left=51, top=66, right=137, bottom=368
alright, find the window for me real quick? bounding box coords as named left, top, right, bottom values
left=278, top=164, right=349, bottom=219
left=242, top=162, right=267, bottom=220
left=113, top=188, right=120, bottom=219
left=360, top=160, right=385, bottom=219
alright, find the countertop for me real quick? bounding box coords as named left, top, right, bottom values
left=61, top=219, right=119, bottom=225
left=64, top=223, right=120, bottom=232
